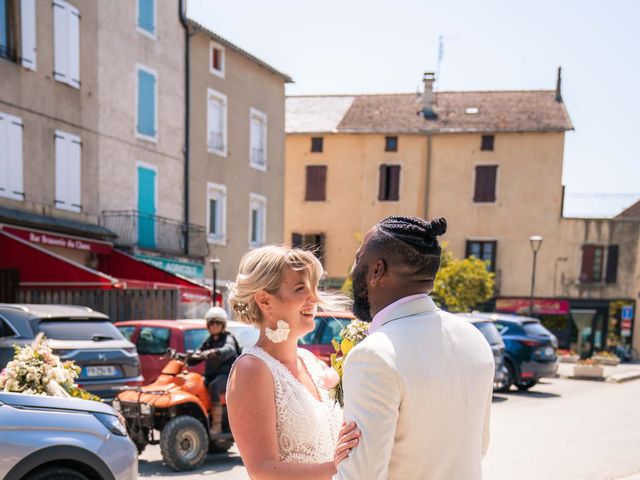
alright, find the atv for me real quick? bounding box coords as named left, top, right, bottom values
left=113, top=349, right=234, bottom=471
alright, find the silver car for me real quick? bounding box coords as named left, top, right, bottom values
left=0, top=392, right=137, bottom=480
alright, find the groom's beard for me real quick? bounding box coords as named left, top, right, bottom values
left=352, top=265, right=372, bottom=322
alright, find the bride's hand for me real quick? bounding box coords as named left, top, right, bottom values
left=334, top=422, right=360, bottom=468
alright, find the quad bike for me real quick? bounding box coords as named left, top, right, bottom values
left=113, top=349, right=234, bottom=471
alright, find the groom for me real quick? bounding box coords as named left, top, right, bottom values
left=335, top=216, right=495, bottom=480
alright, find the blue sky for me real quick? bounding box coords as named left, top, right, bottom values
left=188, top=0, right=640, bottom=217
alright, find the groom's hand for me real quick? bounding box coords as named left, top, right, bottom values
left=334, top=422, right=360, bottom=468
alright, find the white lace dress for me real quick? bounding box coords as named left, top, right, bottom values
left=240, top=346, right=343, bottom=463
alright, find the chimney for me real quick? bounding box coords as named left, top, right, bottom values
left=555, top=66, right=563, bottom=102
left=422, top=72, right=437, bottom=119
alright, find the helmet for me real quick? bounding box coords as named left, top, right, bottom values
left=205, top=306, right=228, bottom=327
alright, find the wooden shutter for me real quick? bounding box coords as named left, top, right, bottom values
left=20, top=0, right=37, bottom=70
left=388, top=165, right=400, bottom=200
left=67, top=134, right=81, bottom=211
left=6, top=115, right=23, bottom=200
left=378, top=165, right=388, bottom=200
left=54, top=131, right=67, bottom=208
left=68, top=5, right=80, bottom=88
left=53, top=1, right=68, bottom=83
left=474, top=165, right=497, bottom=202
left=580, top=245, right=595, bottom=283
left=605, top=245, right=619, bottom=284
left=305, top=165, right=326, bottom=201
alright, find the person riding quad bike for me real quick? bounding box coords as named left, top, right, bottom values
left=188, top=306, right=240, bottom=435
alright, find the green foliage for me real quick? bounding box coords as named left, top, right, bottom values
left=432, top=246, right=495, bottom=313
left=341, top=276, right=353, bottom=298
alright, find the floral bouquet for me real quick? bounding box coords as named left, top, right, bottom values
left=319, top=320, right=369, bottom=407
left=0, top=333, right=101, bottom=401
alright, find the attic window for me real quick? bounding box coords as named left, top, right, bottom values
left=465, top=107, right=479, bottom=115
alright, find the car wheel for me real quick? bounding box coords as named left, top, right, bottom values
left=495, top=362, right=515, bottom=393
left=208, top=438, right=234, bottom=454
left=160, top=415, right=208, bottom=471
left=24, top=466, right=89, bottom=480
left=516, top=379, right=538, bottom=391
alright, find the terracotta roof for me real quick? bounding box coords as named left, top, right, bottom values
left=615, top=199, right=640, bottom=219
left=187, top=19, right=293, bottom=83
left=287, top=90, right=573, bottom=134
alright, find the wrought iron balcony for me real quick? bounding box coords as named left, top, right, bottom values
left=101, top=210, right=209, bottom=259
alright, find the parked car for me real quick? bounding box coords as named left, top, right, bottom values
left=459, top=315, right=509, bottom=392
left=0, top=392, right=137, bottom=480
left=0, top=304, right=142, bottom=401
left=299, top=312, right=356, bottom=364
left=115, top=318, right=258, bottom=384
left=465, top=312, right=558, bottom=391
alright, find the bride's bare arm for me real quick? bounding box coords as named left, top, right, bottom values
left=228, top=355, right=348, bottom=480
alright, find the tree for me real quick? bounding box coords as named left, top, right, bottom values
left=432, top=246, right=495, bottom=313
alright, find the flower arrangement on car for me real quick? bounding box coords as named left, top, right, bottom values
left=0, top=333, right=100, bottom=401
left=319, top=320, right=369, bottom=407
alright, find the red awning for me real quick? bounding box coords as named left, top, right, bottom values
left=0, top=230, right=116, bottom=288
left=98, top=250, right=211, bottom=302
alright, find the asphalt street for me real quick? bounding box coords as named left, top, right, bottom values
left=138, top=376, right=640, bottom=480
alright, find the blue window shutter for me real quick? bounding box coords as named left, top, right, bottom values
left=137, top=69, right=156, bottom=137
left=0, top=0, right=8, bottom=51
left=138, top=0, right=154, bottom=34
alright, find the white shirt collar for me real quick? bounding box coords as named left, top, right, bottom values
left=368, top=293, right=432, bottom=334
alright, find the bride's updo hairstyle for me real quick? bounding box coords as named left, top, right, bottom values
left=227, top=245, right=349, bottom=325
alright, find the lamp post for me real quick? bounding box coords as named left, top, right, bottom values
left=209, top=257, right=220, bottom=306
left=529, top=236, right=543, bottom=316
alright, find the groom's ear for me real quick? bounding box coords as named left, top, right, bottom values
left=372, top=258, right=386, bottom=282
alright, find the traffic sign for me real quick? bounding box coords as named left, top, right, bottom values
left=622, top=306, right=634, bottom=321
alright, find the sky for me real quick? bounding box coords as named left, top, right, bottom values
left=188, top=0, right=640, bottom=217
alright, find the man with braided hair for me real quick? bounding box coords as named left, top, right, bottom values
left=334, top=216, right=495, bottom=480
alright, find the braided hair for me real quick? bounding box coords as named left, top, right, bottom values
left=367, top=216, right=447, bottom=281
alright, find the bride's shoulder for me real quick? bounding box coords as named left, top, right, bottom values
left=227, top=353, right=273, bottom=396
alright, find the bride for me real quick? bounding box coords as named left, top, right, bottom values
left=226, top=245, right=359, bottom=479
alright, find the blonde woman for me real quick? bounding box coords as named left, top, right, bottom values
left=226, top=245, right=359, bottom=479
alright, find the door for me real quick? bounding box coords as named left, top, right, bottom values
left=570, top=309, right=597, bottom=358
left=137, top=165, right=156, bottom=248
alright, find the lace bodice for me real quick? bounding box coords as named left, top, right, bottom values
left=240, top=346, right=343, bottom=464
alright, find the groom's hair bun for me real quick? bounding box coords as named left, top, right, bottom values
left=367, top=215, right=447, bottom=281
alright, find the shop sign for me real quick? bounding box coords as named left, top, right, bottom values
left=1, top=225, right=112, bottom=254
left=495, top=298, right=570, bottom=315
left=135, top=254, right=204, bottom=279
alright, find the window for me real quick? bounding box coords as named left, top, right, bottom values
left=580, top=245, right=605, bottom=283
left=605, top=245, right=619, bottom=284
left=249, top=193, right=267, bottom=247
left=20, top=0, right=36, bottom=70
left=137, top=0, right=155, bottom=37
left=53, top=0, right=80, bottom=88
left=38, top=320, right=123, bottom=341
left=378, top=164, right=400, bottom=201
left=207, top=88, right=227, bottom=156
left=466, top=240, right=497, bottom=272
left=311, top=137, right=323, bottom=153
left=0, top=111, right=24, bottom=201
left=385, top=136, right=398, bottom=152
left=250, top=108, right=267, bottom=170
left=136, top=326, right=170, bottom=355
left=481, top=135, right=494, bottom=151
left=206, top=182, right=227, bottom=244
left=0, top=317, right=17, bottom=338
left=209, top=41, right=225, bottom=78
left=474, top=165, right=497, bottom=203
left=116, top=326, right=136, bottom=341
left=0, top=0, right=17, bottom=62
left=136, top=65, right=157, bottom=140
left=305, top=165, right=327, bottom=201
left=184, top=328, right=209, bottom=352
left=291, top=233, right=326, bottom=264
left=54, top=130, right=81, bottom=212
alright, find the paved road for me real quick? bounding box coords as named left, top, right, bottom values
left=138, top=376, right=640, bottom=479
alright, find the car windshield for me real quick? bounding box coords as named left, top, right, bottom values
left=184, top=328, right=209, bottom=351
left=37, top=319, right=124, bottom=341
left=522, top=321, right=551, bottom=337
left=475, top=322, right=503, bottom=345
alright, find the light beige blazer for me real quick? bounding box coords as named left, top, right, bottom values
left=334, top=296, right=494, bottom=480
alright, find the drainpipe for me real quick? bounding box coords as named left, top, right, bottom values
left=423, top=133, right=433, bottom=219
left=179, top=0, right=191, bottom=256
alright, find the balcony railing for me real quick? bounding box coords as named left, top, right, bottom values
left=251, top=148, right=265, bottom=167
left=208, top=132, right=225, bottom=151
left=101, top=210, right=209, bottom=259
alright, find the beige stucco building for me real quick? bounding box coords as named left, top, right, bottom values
left=285, top=73, right=640, bottom=355
left=186, top=20, right=291, bottom=288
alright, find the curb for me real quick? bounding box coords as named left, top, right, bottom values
left=606, top=372, right=640, bottom=384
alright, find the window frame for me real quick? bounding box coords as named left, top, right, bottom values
left=0, top=0, right=18, bottom=63
left=136, top=0, right=156, bottom=39
left=473, top=164, right=498, bottom=204
left=311, top=137, right=323, bottom=153
left=249, top=108, right=267, bottom=171
left=481, top=134, right=495, bottom=151
left=209, top=40, right=225, bottom=78
left=0, top=314, right=19, bottom=338
left=378, top=163, right=401, bottom=202
left=249, top=193, right=267, bottom=248
left=465, top=239, right=498, bottom=272
left=385, top=136, right=398, bottom=152
left=135, top=64, right=158, bottom=142
left=207, top=88, right=228, bottom=157
left=206, top=182, right=227, bottom=245
left=580, top=244, right=607, bottom=283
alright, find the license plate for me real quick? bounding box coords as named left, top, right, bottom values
left=86, top=365, right=117, bottom=377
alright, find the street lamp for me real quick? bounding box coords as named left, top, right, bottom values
left=529, top=236, right=543, bottom=315
left=209, top=257, right=220, bottom=306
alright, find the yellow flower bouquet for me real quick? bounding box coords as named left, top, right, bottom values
left=319, top=320, right=369, bottom=407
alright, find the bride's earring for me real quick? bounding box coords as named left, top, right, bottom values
left=265, top=315, right=290, bottom=343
